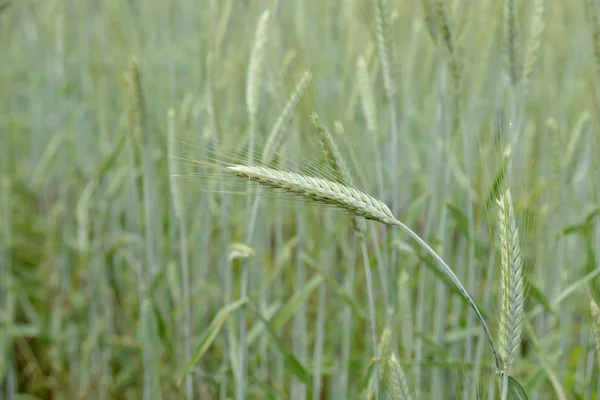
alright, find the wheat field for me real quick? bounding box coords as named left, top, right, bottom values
left=1, top=0, right=600, bottom=399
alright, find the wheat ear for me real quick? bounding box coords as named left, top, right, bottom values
left=503, top=0, right=520, bottom=87
left=496, top=188, right=524, bottom=399
left=379, top=328, right=413, bottom=400
left=228, top=165, right=398, bottom=226
left=246, top=10, right=270, bottom=120
left=523, top=0, right=546, bottom=89
left=261, top=70, right=312, bottom=165
left=375, top=0, right=396, bottom=99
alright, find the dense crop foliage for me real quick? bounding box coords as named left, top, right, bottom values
left=1, top=0, right=600, bottom=399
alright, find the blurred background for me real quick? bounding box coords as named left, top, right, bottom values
left=1, top=0, right=600, bottom=399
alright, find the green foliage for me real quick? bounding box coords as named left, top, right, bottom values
left=1, top=0, right=599, bottom=398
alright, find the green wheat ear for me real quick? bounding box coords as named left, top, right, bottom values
left=523, top=0, right=546, bottom=89
left=496, top=187, right=525, bottom=398
left=378, top=328, right=413, bottom=400
left=503, top=0, right=521, bottom=88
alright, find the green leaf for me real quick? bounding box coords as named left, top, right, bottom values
left=508, top=375, right=530, bottom=400
left=271, top=275, right=322, bottom=331
left=248, top=302, right=311, bottom=385
left=447, top=203, right=471, bottom=239
left=178, top=298, right=248, bottom=384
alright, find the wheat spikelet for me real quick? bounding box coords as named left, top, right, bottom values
left=523, top=0, right=546, bottom=88
left=375, top=0, right=396, bottom=99
left=496, top=188, right=524, bottom=373
left=503, top=0, right=521, bottom=87
left=246, top=10, right=270, bottom=120
left=261, top=70, right=312, bottom=165
left=227, top=165, right=399, bottom=226
left=590, top=299, right=600, bottom=369
left=357, top=56, right=379, bottom=141
left=379, top=329, right=413, bottom=400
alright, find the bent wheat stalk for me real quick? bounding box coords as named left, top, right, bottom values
left=227, top=164, right=502, bottom=373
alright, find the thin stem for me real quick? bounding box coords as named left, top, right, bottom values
left=360, top=233, right=380, bottom=399
left=391, top=219, right=501, bottom=373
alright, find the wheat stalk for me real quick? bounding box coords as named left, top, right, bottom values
left=590, top=299, right=600, bottom=369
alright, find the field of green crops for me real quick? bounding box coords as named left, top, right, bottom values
left=2, top=0, right=600, bottom=399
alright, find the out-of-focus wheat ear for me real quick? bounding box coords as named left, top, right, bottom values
left=590, top=299, right=600, bottom=369
left=420, top=0, right=438, bottom=42
left=246, top=10, right=270, bottom=120
left=261, top=70, right=312, bottom=165
left=379, top=329, right=413, bottom=400
left=310, top=112, right=352, bottom=185
left=503, top=0, right=521, bottom=88
left=432, top=0, right=462, bottom=130
left=246, top=9, right=270, bottom=165
left=523, top=0, right=546, bottom=89
left=357, top=56, right=379, bottom=142
left=496, top=187, right=525, bottom=399
left=311, top=113, right=367, bottom=235
left=375, top=0, right=396, bottom=99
